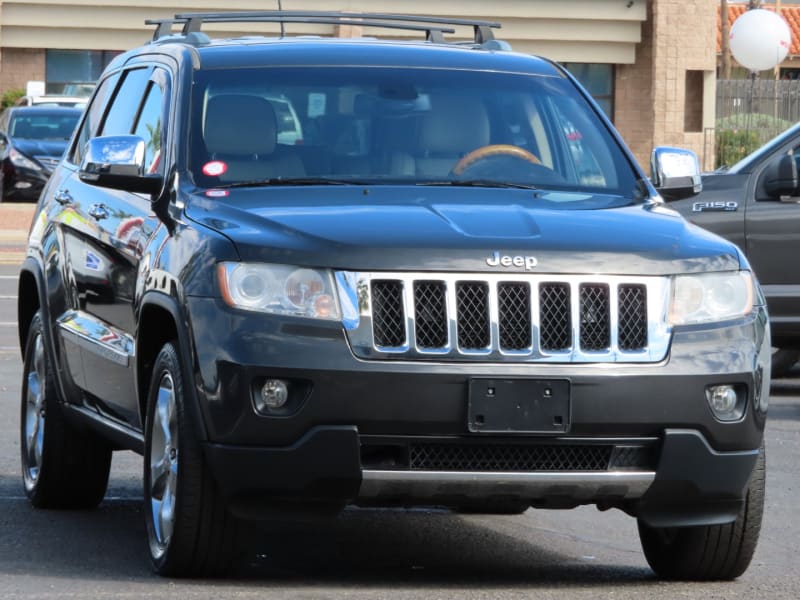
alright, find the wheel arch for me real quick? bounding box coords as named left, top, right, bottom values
left=137, top=292, right=207, bottom=441
left=17, top=264, right=42, bottom=359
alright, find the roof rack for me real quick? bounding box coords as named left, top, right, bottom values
left=145, top=11, right=501, bottom=45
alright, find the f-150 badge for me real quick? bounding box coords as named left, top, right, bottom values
left=692, top=201, right=738, bottom=212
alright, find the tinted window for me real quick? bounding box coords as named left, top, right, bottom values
left=101, top=68, right=151, bottom=136
left=190, top=66, right=639, bottom=205
left=133, top=82, right=164, bottom=174
left=69, top=72, right=119, bottom=165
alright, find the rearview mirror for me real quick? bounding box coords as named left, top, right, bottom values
left=650, top=146, right=702, bottom=201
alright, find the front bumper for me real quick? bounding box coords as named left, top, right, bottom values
left=187, top=298, right=769, bottom=526
left=202, top=427, right=759, bottom=527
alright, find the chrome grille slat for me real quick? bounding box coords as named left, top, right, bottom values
left=456, top=281, right=490, bottom=350
left=498, top=282, right=532, bottom=350
left=540, top=282, right=571, bottom=351
left=347, top=272, right=672, bottom=363
left=579, top=283, right=610, bottom=351
left=371, top=280, right=406, bottom=347
left=618, top=284, right=648, bottom=350
left=413, top=281, right=448, bottom=348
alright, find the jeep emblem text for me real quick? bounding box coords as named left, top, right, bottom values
left=486, top=251, right=538, bottom=270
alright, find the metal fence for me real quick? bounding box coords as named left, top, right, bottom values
left=715, top=79, right=800, bottom=167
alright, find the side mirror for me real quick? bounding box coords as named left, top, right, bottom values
left=650, top=146, right=702, bottom=201
left=79, top=135, right=163, bottom=195
left=762, top=153, right=798, bottom=198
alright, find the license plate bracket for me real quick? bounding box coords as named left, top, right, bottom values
left=468, top=378, right=570, bottom=434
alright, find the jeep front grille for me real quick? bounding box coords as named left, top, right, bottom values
left=339, top=272, right=671, bottom=363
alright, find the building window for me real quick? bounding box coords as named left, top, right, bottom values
left=684, top=70, right=704, bottom=133
left=562, top=63, right=614, bottom=120
left=45, top=50, right=122, bottom=95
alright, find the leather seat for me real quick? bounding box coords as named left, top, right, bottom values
left=203, top=94, right=304, bottom=181
left=415, top=95, right=490, bottom=177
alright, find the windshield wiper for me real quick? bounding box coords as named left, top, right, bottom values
left=416, top=179, right=539, bottom=190
left=216, top=177, right=366, bottom=189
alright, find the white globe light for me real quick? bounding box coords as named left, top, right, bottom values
left=729, top=9, right=792, bottom=72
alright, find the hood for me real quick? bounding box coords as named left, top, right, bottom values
left=185, top=186, right=741, bottom=275
left=11, top=138, right=69, bottom=160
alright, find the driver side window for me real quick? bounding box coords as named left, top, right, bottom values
left=69, top=73, right=119, bottom=166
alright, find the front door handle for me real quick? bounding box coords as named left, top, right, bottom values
left=88, top=204, right=109, bottom=221
left=54, top=189, right=73, bottom=205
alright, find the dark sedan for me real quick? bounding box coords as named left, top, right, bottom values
left=0, top=106, right=82, bottom=201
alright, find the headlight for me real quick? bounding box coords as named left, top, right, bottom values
left=669, top=271, right=754, bottom=325
left=9, top=148, right=41, bottom=171
left=218, top=262, right=341, bottom=320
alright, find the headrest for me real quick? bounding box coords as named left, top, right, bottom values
left=419, top=95, right=490, bottom=154
left=204, top=94, right=277, bottom=156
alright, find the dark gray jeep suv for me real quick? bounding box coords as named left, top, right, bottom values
left=17, top=11, right=769, bottom=579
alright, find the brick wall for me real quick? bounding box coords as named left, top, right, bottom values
left=0, top=48, right=46, bottom=98
left=615, top=0, right=717, bottom=172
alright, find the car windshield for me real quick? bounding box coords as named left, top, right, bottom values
left=10, top=111, right=81, bottom=140
left=190, top=66, right=641, bottom=203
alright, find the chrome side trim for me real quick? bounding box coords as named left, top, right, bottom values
left=358, top=470, right=655, bottom=500
left=57, top=310, right=134, bottom=367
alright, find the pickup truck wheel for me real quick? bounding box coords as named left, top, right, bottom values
left=20, top=312, right=111, bottom=508
left=771, top=348, right=799, bottom=378
left=637, top=443, right=765, bottom=580
left=144, top=341, right=237, bottom=577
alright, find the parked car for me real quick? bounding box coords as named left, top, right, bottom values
left=18, top=11, right=769, bottom=580
left=62, top=83, right=97, bottom=98
left=0, top=106, right=83, bottom=201
left=14, top=95, right=88, bottom=108
left=656, top=124, right=800, bottom=377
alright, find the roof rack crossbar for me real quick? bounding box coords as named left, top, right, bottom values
left=176, top=16, right=456, bottom=38
left=150, top=11, right=500, bottom=44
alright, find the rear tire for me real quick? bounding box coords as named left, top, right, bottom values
left=637, top=443, right=765, bottom=580
left=20, top=312, right=112, bottom=508
left=143, top=341, right=237, bottom=577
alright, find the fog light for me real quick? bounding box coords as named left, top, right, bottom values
left=257, top=379, right=289, bottom=412
left=706, top=384, right=743, bottom=421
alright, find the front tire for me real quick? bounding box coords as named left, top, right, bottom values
left=20, top=312, right=112, bottom=508
left=637, top=443, right=765, bottom=580
left=143, top=341, right=237, bottom=577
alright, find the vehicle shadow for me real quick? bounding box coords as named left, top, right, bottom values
left=0, top=477, right=660, bottom=588
left=232, top=508, right=656, bottom=587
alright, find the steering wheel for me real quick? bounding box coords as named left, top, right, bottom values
left=452, top=144, right=541, bottom=176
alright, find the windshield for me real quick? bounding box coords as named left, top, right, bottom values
left=190, top=66, right=640, bottom=202
left=10, top=111, right=81, bottom=140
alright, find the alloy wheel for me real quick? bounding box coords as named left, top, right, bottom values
left=22, top=333, right=46, bottom=491
left=148, top=371, right=178, bottom=557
